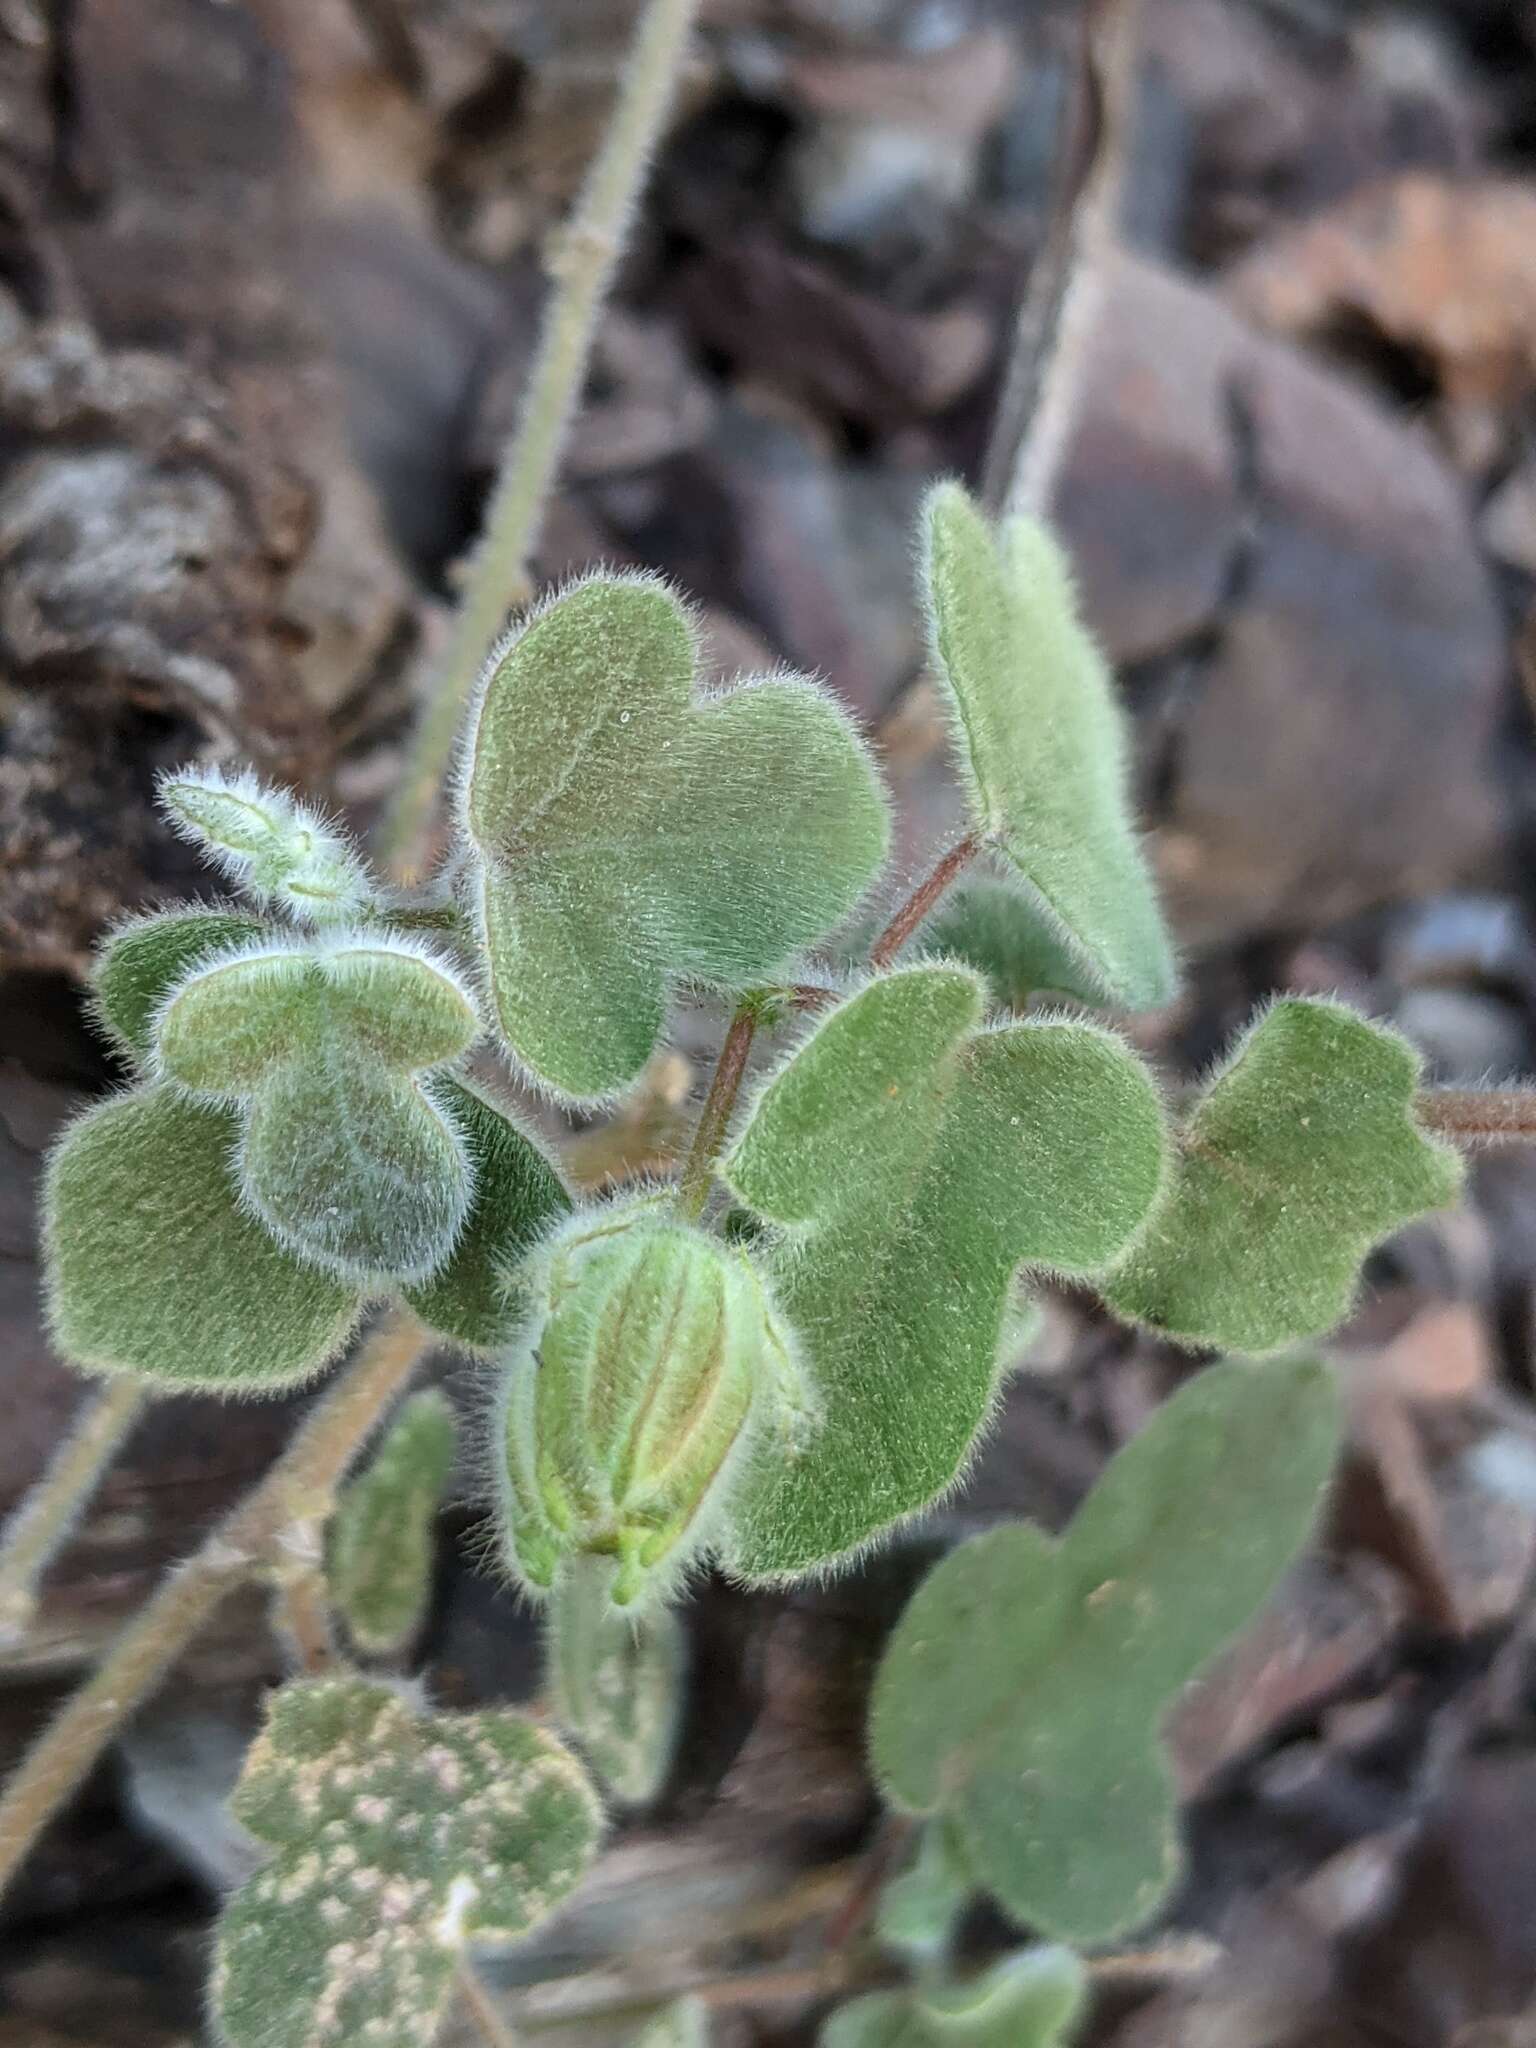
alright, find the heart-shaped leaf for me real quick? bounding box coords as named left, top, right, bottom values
left=402, top=1078, right=570, bottom=1352
left=1103, top=998, right=1464, bottom=1352
left=44, top=1088, right=362, bottom=1391
left=91, top=906, right=269, bottom=1064
left=329, top=1390, right=457, bottom=1659
left=920, top=484, right=1175, bottom=1010
left=870, top=1355, right=1341, bottom=1944
left=215, top=1677, right=603, bottom=2048
left=154, top=935, right=481, bottom=1284
left=459, top=573, right=891, bottom=1102
left=159, top=764, right=374, bottom=923
left=721, top=967, right=1167, bottom=1578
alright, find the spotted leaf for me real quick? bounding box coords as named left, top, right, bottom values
left=215, top=1677, right=602, bottom=2048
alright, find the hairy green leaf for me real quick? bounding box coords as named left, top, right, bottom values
left=215, top=1676, right=602, bottom=2048
left=920, top=484, right=1174, bottom=1010
left=921, top=878, right=1105, bottom=1008
left=721, top=967, right=1167, bottom=1577
left=160, top=765, right=374, bottom=923
left=329, top=1391, right=456, bottom=1658
left=44, top=1089, right=362, bottom=1391
left=1103, top=998, right=1464, bottom=1352
left=402, top=1079, right=570, bottom=1351
left=551, top=1600, right=687, bottom=1805
left=92, top=906, right=269, bottom=1063
left=870, top=1356, right=1341, bottom=1943
left=635, top=1998, right=709, bottom=2048
left=155, top=935, right=480, bottom=1284
left=460, top=573, right=890, bottom=1101
left=876, top=1820, right=973, bottom=1969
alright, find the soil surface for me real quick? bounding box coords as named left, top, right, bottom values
left=8, top=3, right=1536, bottom=2043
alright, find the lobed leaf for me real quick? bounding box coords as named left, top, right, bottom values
left=329, top=1391, right=457, bottom=1659
left=869, top=1356, right=1341, bottom=1944
left=1103, top=998, right=1464, bottom=1352
left=822, top=1948, right=1084, bottom=2048
left=44, top=1088, right=362, bottom=1392
left=92, top=906, right=268, bottom=1064
left=920, top=878, right=1106, bottom=1009
left=155, top=935, right=480, bottom=1284
left=551, top=1600, right=687, bottom=1805
left=402, top=1079, right=571, bottom=1352
left=720, top=967, right=1167, bottom=1577
left=920, top=484, right=1174, bottom=1010
left=459, top=573, right=890, bottom=1102
left=216, top=1676, right=602, bottom=2048
left=159, top=765, right=374, bottom=923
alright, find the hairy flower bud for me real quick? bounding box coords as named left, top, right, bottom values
left=158, top=765, right=374, bottom=923
left=498, top=1202, right=809, bottom=1606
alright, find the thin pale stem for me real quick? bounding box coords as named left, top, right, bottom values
left=378, top=0, right=703, bottom=873
left=269, top=1518, right=338, bottom=1676
left=868, top=835, right=981, bottom=972
left=676, top=1000, right=760, bottom=1219
left=0, top=1309, right=425, bottom=1903
left=981, top=0, right=1143, bottom=521
left=456, top=1956, right=521, bottom=2048
left=0, top=1378, right=148, bottom=1649
left=1415, top=1088, right=1536, bottom=1147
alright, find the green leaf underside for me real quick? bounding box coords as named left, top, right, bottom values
left=156, top=940, right=479, bottom=1284
left=44, top=1089, right=360, bottom=1391
left=553, top=1602, right=687, bottom=1805
left=330, top=1391, right=456, bottom=1658
left=93, top=907, right=269, bottom=1063
left=1104, top=998, right=1465, bottom=1352
left=876, top=1820, right=973, bottom=1966
left=722, top=968, right=1167, bottom=1578
left=462, top=574, right=890, bottom=1101
left=823, top=1947, right=1084, bottom=2048
left=921, top=879, right=1107, bottom=1009
left=870, top=1356, right=1341, bottom=1944
left=403, top=1078, right=571, bottom=1350
left=922, top=484, right=1174, bottom=1011
left=216, top=1678, right=602, bottom=2048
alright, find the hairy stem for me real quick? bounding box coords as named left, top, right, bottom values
left=0, top=1310, right=424, bottom=1902
left=456, top=1956, right=521, bottom=2048
left=1415, top=1087, right=1536, bottom=1147
left=868, top=835, right=981, bottom=972
left=0, top=1379, right=147, bottom=1649
left=378, top=0, right=703, bottom=872
left=676, top=999, right=760, bottom=1219
left=269, top=1518, right=338, bottom=1676
left=981, top=0, right=1143, bottom=520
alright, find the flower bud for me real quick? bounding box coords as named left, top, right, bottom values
left=158, top=766, right=373, bottom=923
left=498, top=1202, right=803, bottom=1606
